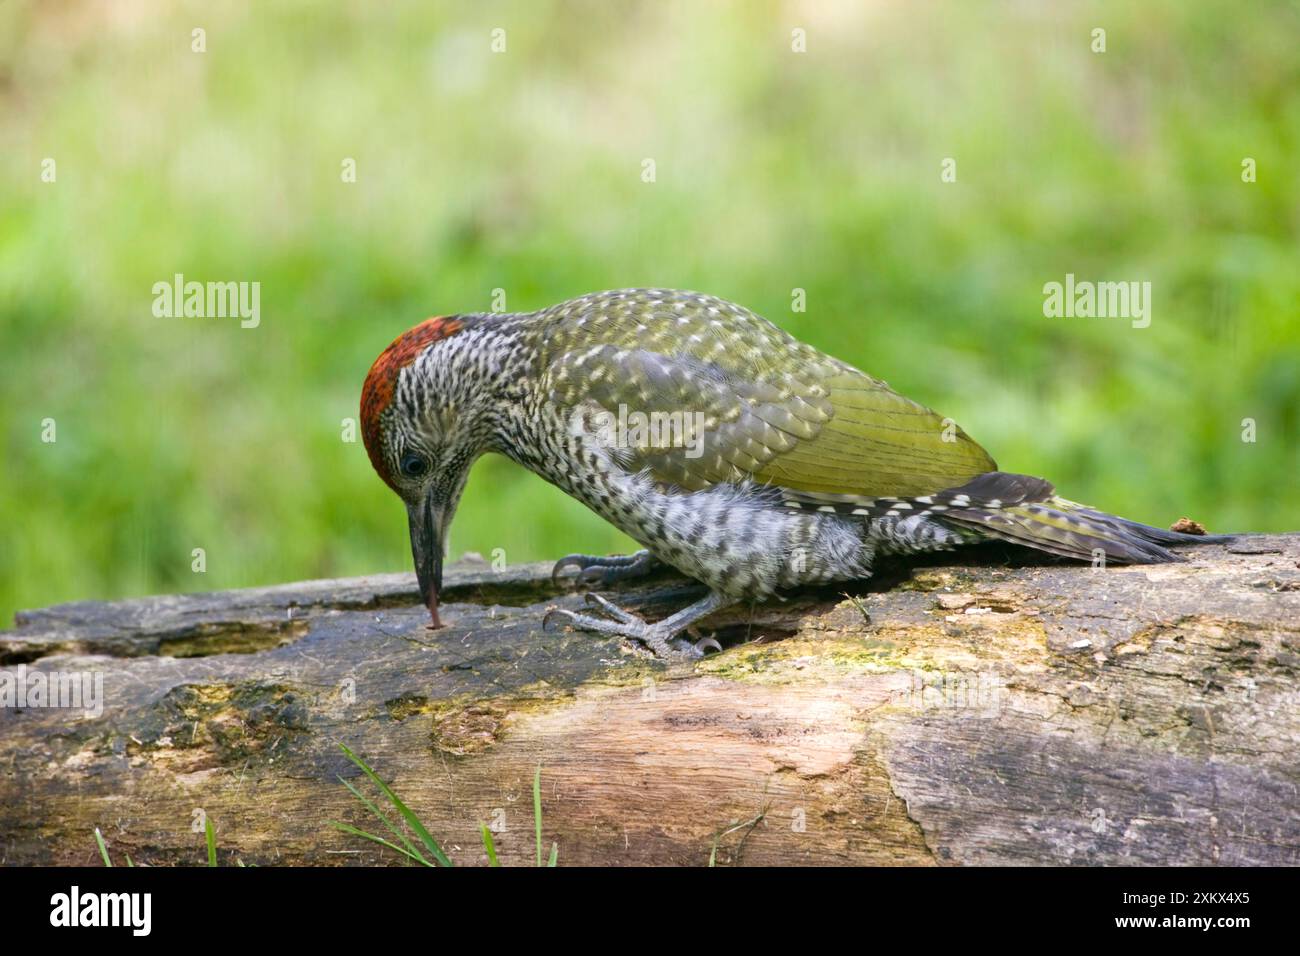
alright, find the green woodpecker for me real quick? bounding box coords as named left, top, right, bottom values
left=361, top=289, right=1229, bottom=659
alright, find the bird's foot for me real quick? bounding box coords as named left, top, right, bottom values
left=543, top=592, right=721, bottom=661
left=550, top=549, right=659, bottom=587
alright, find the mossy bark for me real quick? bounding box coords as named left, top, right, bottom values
left=2, top=535, right=1297, bottom=866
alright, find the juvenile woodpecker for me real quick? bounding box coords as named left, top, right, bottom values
left=361, top=289, right=1227, bottom=659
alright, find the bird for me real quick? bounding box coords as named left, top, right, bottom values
left=360, top=288, right=1230, bottom=659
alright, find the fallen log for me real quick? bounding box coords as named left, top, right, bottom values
left=1, top=534, right=1297, bottom=866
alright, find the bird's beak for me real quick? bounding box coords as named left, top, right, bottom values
left=407, top=491, right=445, bottom=629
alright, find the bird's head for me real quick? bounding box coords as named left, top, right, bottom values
left=360, top=314, right=489, bottom=629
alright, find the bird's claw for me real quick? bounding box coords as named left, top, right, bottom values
left=550, top=550, right=657, bottom=588
left=692, top=635, right=723, bottom=654
left=541, top=592, right=720, bottom=661
left=581, top=591, right=640, bottom=623
left=550, top=554, right=596, bottom=587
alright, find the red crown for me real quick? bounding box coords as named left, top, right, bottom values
left=360, top=316, right=464, bottom=489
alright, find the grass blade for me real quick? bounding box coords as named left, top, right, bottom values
left=94, top=828, right=112, bottom=867
left=480, top=824, right=500, bottom=867
left=329, top=821, right=434, bottom=866
left=337, top=775, right=428, bottom=865
left=205, top=816, right=217, bottom=867
left=338, top=742, right=452, bottom=867
left=547, top=841, right=558, bottom=867
left=533, top=765, right=543, bottom=868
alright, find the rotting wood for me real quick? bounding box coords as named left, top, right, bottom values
left=1, top=535, right=1297, bottom=866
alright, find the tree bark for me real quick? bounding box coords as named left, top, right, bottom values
left=2, top=535, right=1297, bottom=866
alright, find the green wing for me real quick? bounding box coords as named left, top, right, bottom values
left=753, top=370, right=996, bottom=499
left=537, top=290, right=995, bottom=503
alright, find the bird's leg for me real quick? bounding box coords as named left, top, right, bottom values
left=543, top=590, right=732, bottom=660
left=550, top=549, right=659, bottom=587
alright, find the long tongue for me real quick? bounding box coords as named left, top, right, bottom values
left=425, top=587, right=443, bottom=630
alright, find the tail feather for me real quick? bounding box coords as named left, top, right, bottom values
left=1068, top=504, right=1235, bottom=546
left=778, top=469, right=1233, bottom=566
left=946, top=498, right=1179, bottom=563
left=936, top=474, right=1233, bottom=565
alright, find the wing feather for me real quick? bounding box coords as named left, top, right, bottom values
left=537, top=290, right=996, bottom=501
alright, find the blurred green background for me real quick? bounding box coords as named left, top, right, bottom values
left=2, top=0, right=1297, bottom=623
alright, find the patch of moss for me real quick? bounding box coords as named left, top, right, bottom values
left=140, top=681, right=308, bottom=762
left=896, top=569, right=982, bottom=593
left=384, top=693, right=437, bottom=721
left=697, top=634, right=916, bottom=684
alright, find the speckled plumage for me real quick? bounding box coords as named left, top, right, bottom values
left=362, top=288, right=1227, bottom=657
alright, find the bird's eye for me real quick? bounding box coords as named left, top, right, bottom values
left=399, top=453, right=428, bottom=479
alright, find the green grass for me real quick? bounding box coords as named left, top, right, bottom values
left=205, top=815, right=218, bottom=867
left=535, top=765, right=557, bottom=867
left=332, top=743, right=557, bottom=866
left=331, top=742, right=454, bottom=867
left=480, top=824, right=500, bottom=867
left=2, top=1, right=1297, bottom=622
left=95, top=815, right=245, bottom=867
left=94, top=827, right=122, bottom=867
